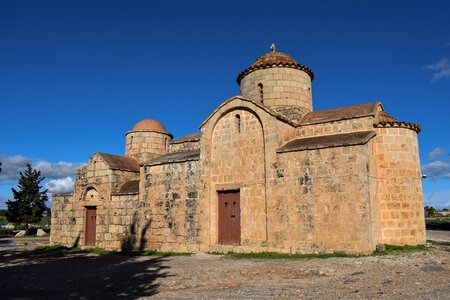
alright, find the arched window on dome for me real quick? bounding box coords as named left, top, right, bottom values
left=235, top=114, right=241, bottom=134
left=257, top=83, right=264, bottom=103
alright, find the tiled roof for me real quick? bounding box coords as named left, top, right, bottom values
left=118, top=180, right=139, bottom=194
left=300, top=102, right=380, bottom=125
left=376, top=111, right=396, bottom=123
left=96, top=153, right=140, bottom=172
left=277, top=131, right=376, bottom=153
left=237, top=51, right=314, bottom=84
left=130, top=119, right=168, bottom=133
left=171, top=132, right=201, bottom=144
left=252, top=51, right=298, bottom=67
left=374, top=121, right=421, bottom=133
left=144, top=149, right=200, bottom=166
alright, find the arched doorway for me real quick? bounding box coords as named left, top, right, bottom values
left=84, top=187, right=98, bottom=246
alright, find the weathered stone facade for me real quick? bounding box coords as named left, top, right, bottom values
left=51, top=48, right=425, bottom=254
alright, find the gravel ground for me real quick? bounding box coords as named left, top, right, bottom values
left=0, top=233, right=449, bottom=299
left=153, top=247, right=450, bottom=300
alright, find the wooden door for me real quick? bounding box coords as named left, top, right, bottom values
left=85, top=206, right=97, bottom=246
left=218, top=191, right=240, bottom=245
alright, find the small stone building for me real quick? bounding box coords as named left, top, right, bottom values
left=51, top=47, right=425, bottom=254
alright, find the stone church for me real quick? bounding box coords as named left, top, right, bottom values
left=51, top=46, right=425, bottom=254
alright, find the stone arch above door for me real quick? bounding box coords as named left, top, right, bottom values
left=210, top=108, right=267, bottom=246
left=80, top=186, right=102, bottom=207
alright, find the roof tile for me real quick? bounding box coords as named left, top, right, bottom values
left=96, top=153, right=140, bottom=172
left=277, top=131, right=376, bottom=153
left=300, top=102, right=380, bottom=125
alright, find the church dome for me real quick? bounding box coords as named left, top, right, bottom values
left=237, top=46, right=314, bottom=84
left=131, top=119, right=167, bottom=133
left=251, top=51, right=299, bottom=68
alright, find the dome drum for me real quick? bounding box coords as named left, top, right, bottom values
left=238, top=49, right=313, bottom=118
left=125, top=119, right=172, bottom=163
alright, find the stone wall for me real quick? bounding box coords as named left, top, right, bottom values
left=50, top=193, right=82, bottom=246
left=50, top=192, right=142, bottom=250
left=269, top=142, right=379, bottom=254
left=200, top=97, right=307, bottom=253
left=125, top=130, right=171, bottom=164
left=141, top=160, right=201, bottom=252
left=96, top=193, right=141, bottom=250
left=297, top=117, right=375, bottom=138
left=170, top=140, right=200, bottom=152
left=209, top=109, right=267, bottom=247
left=374, top=127, right=425, bottom=245
left=74, top=154, right=139, bottom=203
left=51, top=153, right=140, bottom=249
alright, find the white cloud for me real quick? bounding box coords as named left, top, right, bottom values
left=425, top=57, right=450, bottom=80
left=429, top=147, right=448, bottom=162
left=45, top=177, right=75, bottom=194
left=0, top=155, right=29, bottom=182
left=422, top=147, right=450, bottom=180
left=34, top=161, right=82, bottom=179
left=422, top=160, right=450, bottom=180
left=425, top=191, right=450, bottom=210
left=0, top=154, right=84, bottom=184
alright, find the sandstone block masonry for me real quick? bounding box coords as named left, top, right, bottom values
left=51, top=47, right=425, bottom=254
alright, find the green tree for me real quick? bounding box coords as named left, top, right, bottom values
left=424, top=206, right=437, bottom=218
left=6, top=164, right=48, bottom=230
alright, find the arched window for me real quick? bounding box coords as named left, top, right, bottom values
left=257, top=83, right=264, bottom=103
left=130, top=135, right=134, bottom=150
left=235, top=114, right=241, bottom=133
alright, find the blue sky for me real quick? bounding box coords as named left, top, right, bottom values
left=0, top=0, right=449, bottom=209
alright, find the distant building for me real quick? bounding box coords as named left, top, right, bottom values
left=51, top=47, right=425, bottom=254
left=439, top=210, right=450, bottom=217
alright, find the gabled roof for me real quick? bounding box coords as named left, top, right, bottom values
left=200, top=95, right=297, bottom=128
left=171, top=132, right=202, bottom=144
left=277, top=131, right=376, bottom=153
left=300, top=102, right=382, bottom=125
left=144, top=149, right=200, bottom=167
left=95, top=153, right=140, bottom=172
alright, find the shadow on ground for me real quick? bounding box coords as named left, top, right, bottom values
left=0, top=249, right=170, bottom=299
left=426, top=223, right=450, bottom=231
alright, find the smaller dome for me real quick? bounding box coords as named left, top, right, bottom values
left=132, top=119, right=167, bottom=133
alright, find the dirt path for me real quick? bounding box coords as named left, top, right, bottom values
left=154, top=248, right=449, bottom=299
left=0, top=245, right=448, bottom=299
